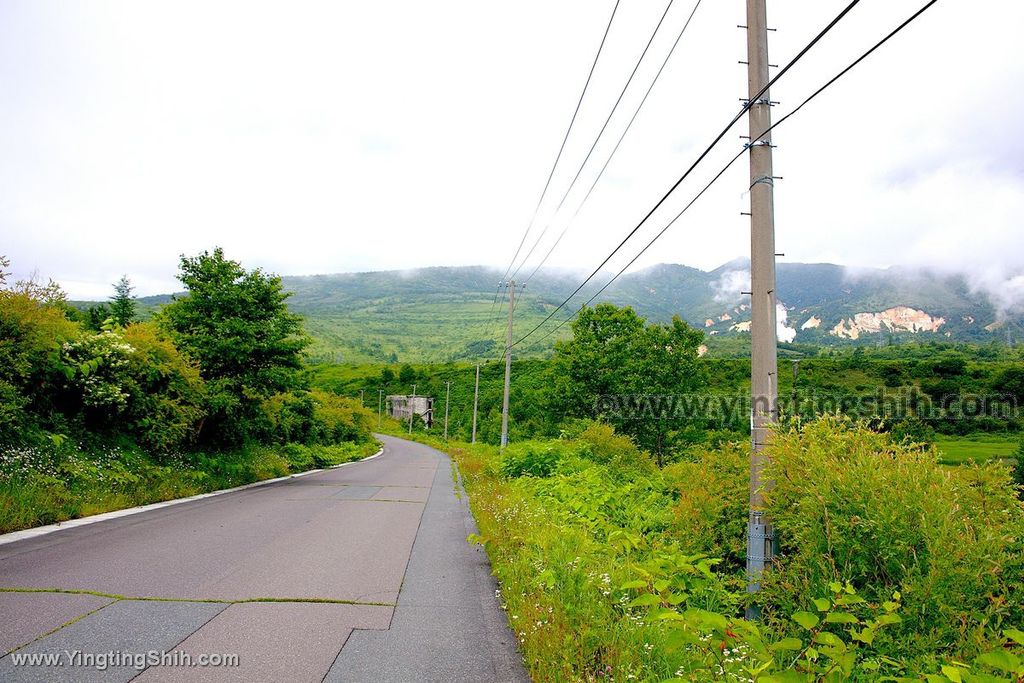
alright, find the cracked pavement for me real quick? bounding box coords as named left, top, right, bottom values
left=0, top=434, right=527, bottom=682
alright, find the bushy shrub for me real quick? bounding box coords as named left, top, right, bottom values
left=565, top=420, right=656, bottom=475
left=58, top=323, right=207, bottom=453
left=663, top=441, right=748, bottom=572
left=760, top=417, right=1024, bottom=666
left=499, top=440, right=570, bottom=478
left=121, top=323, right=206, bottom=452
left=309, top=389, right=373, bottom=443
left=61, top=329, right=134, bottom=410
left=0, top=290, right=80, bottom=440
left=260, top=390, right=372, bottom=445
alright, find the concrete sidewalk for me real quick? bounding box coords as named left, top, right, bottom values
left=0, top=434, right=527, bottom=682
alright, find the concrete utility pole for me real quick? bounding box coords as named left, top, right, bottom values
left=377, top=388, right=383, bottom=429
left=500, top=281, right=515, bottom=449
left=790, top=360, right=800, bottom=419
left=408, top=383, right=416, bottom=435
left=471, top=364, right=480, bottom=444
left=443, top=381, right=451, bottom=440
left=745, top=0, right=779, bottom=615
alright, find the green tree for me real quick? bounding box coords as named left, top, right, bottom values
left=550, top=304, right=706, bottom=464
left=398, top=364, right=416, bottom=385
left=380, top=367, right=395, bottom=385
left=109, top=275, right=136, bottom=326
left=159, top=248, right=309, bottom=446
left=85, top=303, right=111, bottom=331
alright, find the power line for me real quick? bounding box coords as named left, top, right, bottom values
left=519, top=0, right=941, bottom=348
left=511, top=0, right=863, bottom=348
left=509, top=0, right=681, bottom=282
left=497, top=0, right=622, bottom=286
left=522, top=0, right=705, bottom=287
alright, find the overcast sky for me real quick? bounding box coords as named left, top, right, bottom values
left=1, top=0, right=1022, bottom=299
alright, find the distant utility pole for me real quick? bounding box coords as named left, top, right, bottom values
left=377, top=388, right=383, bottom=429
left=408, top=383, right=416, bottom=435
left=790, top=360, right=800, bottom=419
left=360, top=389, right=364, bottom=407
left=500, top=281, right=515, bottom=449
left=444, top=381, right=451, bottom=440
left=471, top=364, right=480, bottom=444
left=746, top=0, right=779, bottom=616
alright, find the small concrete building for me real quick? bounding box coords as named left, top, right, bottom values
left=387, top=395, right=434, bottom=428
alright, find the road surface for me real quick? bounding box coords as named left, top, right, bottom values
left=0, top=434, right=528, bottom=682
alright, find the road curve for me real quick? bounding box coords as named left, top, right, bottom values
left=0, top=434, right=527, bottom=682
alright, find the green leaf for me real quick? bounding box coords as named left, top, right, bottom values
left=852, top=627, right=875, bottom=645
left=813, top=631, right=846, bottom=650
left=874, top=613, right=902, bottom=627
left=812, top=597, right=831, bottom=612
left=649, top=608, right=685, bottom=621
left=759, top=672, right=810, bottom=683
left=976, top=650, right=1021, bottom=673
left=1004, top=629, right=1024, bottom=646
left=653, top=578, right=670, bottom=593
left=792, top=611, right=819, bottom=630
left=685, top=608, right=728, bottom=631
left=825, top=612, right=859, bottom=625
left=834, top=594, right=865, bottom=606
left=627, top=593, right=661, bottom=608
left=941, top=665, right=964, bottom=682
left=665, top=591, right=687, bottom=605
left=618, top=579, right=647, bottom=591
left=771, top=637, right=804, bottom=652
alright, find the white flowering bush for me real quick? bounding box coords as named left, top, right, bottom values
left=61, top=330, right=135, bottom=410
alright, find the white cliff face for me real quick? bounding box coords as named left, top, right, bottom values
left=830, top=306, right=946, bottom=340
left=801, top=315, right=822, bottom=330
left=730, top=320, right=751, bottom=332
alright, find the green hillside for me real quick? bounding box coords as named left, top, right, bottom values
left=74, top=262, right=1022, bottom=364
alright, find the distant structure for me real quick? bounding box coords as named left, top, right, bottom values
left=387, top=395, right=434, bottom=428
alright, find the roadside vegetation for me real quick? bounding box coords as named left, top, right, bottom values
left=0, top=251, right=377, bottom=533
left=387, top=418, right=1023, bottom=681
left=375, top=305, right=1024, bottom=680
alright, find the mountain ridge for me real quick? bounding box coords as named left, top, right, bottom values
left=94, top=261, right=1022, bottom=363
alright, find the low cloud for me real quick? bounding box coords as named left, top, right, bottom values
left=711, top=269, right=750, bottom=305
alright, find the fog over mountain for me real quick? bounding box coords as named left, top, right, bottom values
left=108, top=260, right=1023, bottom=364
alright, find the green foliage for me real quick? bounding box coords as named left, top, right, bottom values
left=109, top=275, right=136, bottom=327
left=760, top=417, right=1024, bottom=667
left=551, top=304, right=707, bottom=462
left=1013, top=440, right=1024, bottom=491
left=0, top=255, right=377, bottom=534
left=159, top=248, right=310, bottom=446
left=120, top=323, right=206, bottom=452
left=0, top=288, right=80, bottom=440
left=437, top=416, right=1024, bottom=680
left=664, top=441, right=748, bottom=572
left=61, top=327, right=135, bottom=410
left=398, top=364, right=415, bottom=384
left=259, top=389, right=372, bottom=446
left=499, top=440, right=572, bottom=478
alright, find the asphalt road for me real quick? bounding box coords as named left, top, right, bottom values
left=0, top=434, right=528, bottom=682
